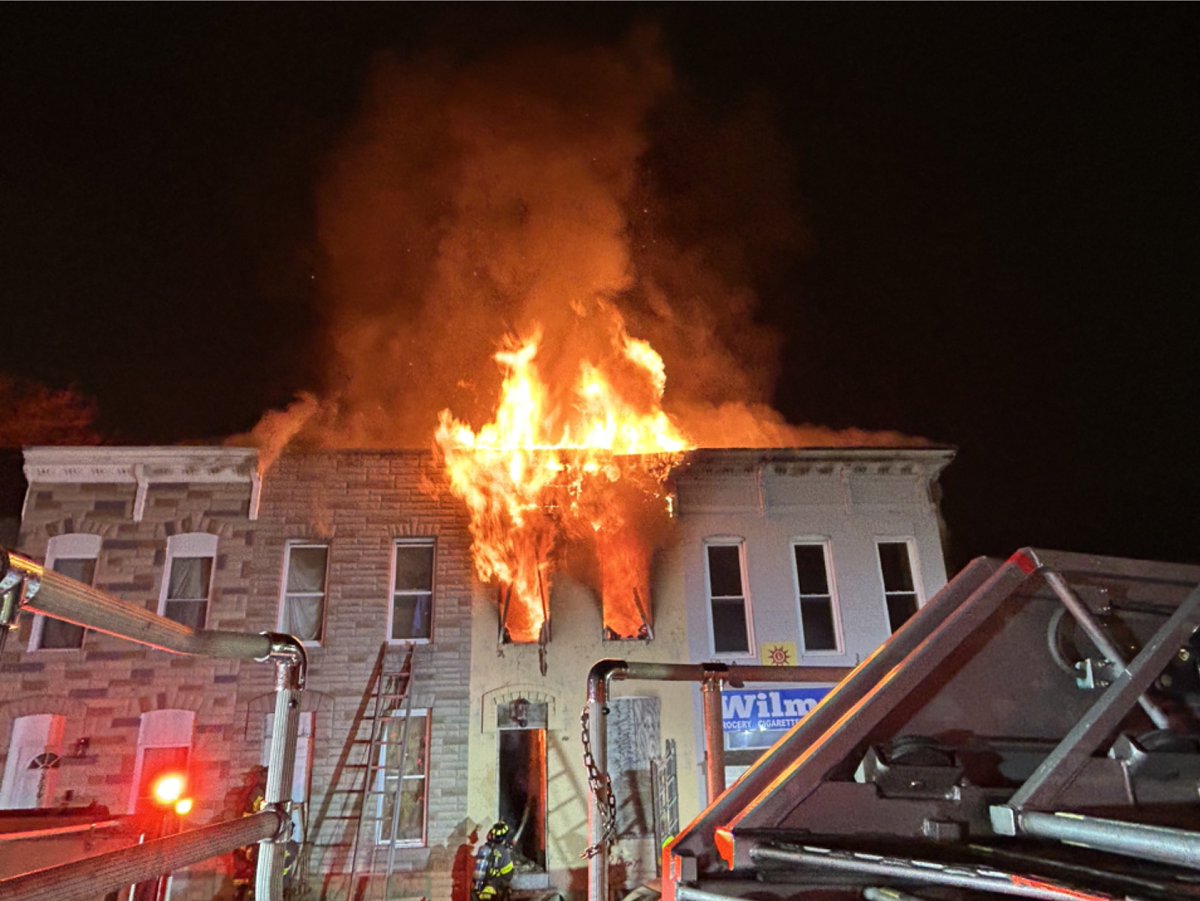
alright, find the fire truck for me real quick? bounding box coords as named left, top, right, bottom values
left=587, top=549, right=1200, bottom=901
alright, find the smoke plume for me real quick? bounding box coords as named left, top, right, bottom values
left=242, top=26, right=927, bottom=457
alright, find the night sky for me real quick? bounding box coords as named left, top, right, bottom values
left=2, top=5, right=1197, bottom=570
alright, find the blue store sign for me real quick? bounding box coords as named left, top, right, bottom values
left=721, top=687, right=832, bottom=733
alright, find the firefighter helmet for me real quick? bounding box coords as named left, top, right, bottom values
left=487, top=820, right=511, bottom=842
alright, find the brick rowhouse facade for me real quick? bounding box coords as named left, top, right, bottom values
left=0, top=444, right=954, bottom=900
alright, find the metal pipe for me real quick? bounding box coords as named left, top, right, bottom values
left=701, top=675, right=726, bottom=801
left=1042, top=568, right=1169, bottom=729
left=1017, top=810, right=1200, bottom=871
left=0, top=809, right=285, bottom=901
left=863, top=888, right=931, bottom=901
left=255, top=636, right=308, bottom=899
left=584, top=660, right=622, bottom=901
left=749, top=845, right=1114, bottom=901
left=1, top=549, right=273, bottom=661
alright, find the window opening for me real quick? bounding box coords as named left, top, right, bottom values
left=0, top=714, right=65, bottom=809
left=705, top=542, right=751, bottom=655
left=376, top=709, right=429, bottom=845
left=792, top=543, right=838, bottom=652
left=160, top=534, right=216, bottom=630
left=878, top=540, right=921, bottom=632
left=280, top=544, right=328, bottom=643
left=497, top=700, right=547, bottom=871
left=391, top=541, right=433, bottom=641
left=32, top=533, right=100, bottom=650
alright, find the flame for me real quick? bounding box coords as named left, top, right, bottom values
left=436, top=322, right=689, bottom=642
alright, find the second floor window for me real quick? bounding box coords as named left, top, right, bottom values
left=792, top=542, right=839, bottom=652
left=279, top=544, right=329, bottom=643
left=32, top=533, right=101, bottom=650
left=391, top=540, right=434, bottom=641
left=878, top=540, right=921, bottom=632
left=160, top=533, right=216, bottom=630
left=705, top=541, right=752, bottom=656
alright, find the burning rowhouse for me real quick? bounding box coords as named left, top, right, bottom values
left=0, top=441, right=952, bottom=899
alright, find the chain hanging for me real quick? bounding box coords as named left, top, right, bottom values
left=579, top=705, right=618, bottom=859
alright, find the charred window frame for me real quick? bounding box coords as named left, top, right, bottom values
left=389, top=539, right=434, bottom=643
left=158, top=533, right=216, bottom=630
left=877, top=538, right=923, bottom=633
left=30, top=533, right=100, bottom=651
left=791, top=540, right=841, bottom=653
left=278, top=543, right=329, bottom=644
left=704, top=539, right=754, bottom=657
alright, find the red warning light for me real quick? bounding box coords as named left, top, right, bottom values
left=151, top=773, right=186, bottom=806
left=173, top=797, right=193, bottom=816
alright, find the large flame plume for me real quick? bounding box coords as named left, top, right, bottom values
left=436, top=312, right=688, bottom=642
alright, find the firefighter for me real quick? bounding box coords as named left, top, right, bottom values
left=471, top=820, right=515, bottom=901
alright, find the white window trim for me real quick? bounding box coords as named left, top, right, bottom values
left=157, top=532, right=217, bottom=629
left=387, top=539, right=435, bottom=645
left=129, top=709, right=194, bottom=814
left=30, top=533, right=101, bottom=652
left=703, top=537, right=755, bottom=659
left=790, top=538, right=844, bottom=655
left=874, top=537, right=926, bottom=630
left=374, top=707, right=430, bottom=847
left=276, top=542, right=329, bottom=647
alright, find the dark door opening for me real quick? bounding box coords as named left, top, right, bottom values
left=497, top=700, right=547, bottom=871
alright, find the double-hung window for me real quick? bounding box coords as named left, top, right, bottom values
left=130, top=709, right=194, bottom=814
left=390, top=540, right=434, bottom=642
left=705, top=540, right=752, bottom=656
left=31, top=533, right=100, bottom=650
left=160, top=533, right=216, bottom=630
left=877, top=539, right=922, bottom=632
left=376, top=709, right=429, bottom=846
left=792, top=541, right=840, bottom=652
left=279, top=543, right=329, bottom=643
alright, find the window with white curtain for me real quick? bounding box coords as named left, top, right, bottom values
left=279, top=544, right=328, bottom=643
left=159, top=533, right=216, bottom=630
left=31, top=533, right=100, bottom=651
left=390, top=540, right=434, bottom=642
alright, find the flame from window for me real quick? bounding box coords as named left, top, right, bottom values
left=436, top=321, right=689, bottom=642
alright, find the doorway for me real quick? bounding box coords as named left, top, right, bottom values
left=497, top=699, right=546, bottom=870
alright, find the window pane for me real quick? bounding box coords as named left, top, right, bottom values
left=385, top=714, right=428, bottom=777
left=164, top=600, right=206, bottom=630
left=284, top=594, right=324, bottom=642
left=380, top=779, right=426, bottom=842
left=792, top=545, right=829, bottom=595
left=878, top=542, right=914, bottom=592
left=394, top=544, right=433, bottom=592
left=53, top=558, right=96, bottom=585
left=800, top=597, right=836, bottom=651
left=392, top=594, right=431, bottom=640
left=286, top=546, right=328, bottom=593
left=706, top=545, right=743, bottom=598
left=136, top=745, right=189, bottom=809
left=887, top=593, right=919, bottom=632
left=40, top=617, right=85, bottom=649
left=712, top=599, right=749, bottom=654
left=168, top=557, right=212, bottom=601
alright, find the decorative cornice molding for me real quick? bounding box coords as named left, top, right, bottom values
left=676, top=447, right=956, bottom=482
left=23, top=447, right=259, bottom=485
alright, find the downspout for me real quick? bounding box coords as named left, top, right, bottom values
left=584, top=659, right=853, bottom=901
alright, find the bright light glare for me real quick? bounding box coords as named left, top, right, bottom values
left=152, top=773, right=186, bottom=805
left=174, top=797, right=194, bottom=816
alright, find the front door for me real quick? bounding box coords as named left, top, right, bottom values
left=497, top=699, right=547, bottom=870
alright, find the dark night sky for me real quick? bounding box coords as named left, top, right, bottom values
left=1, top=5, right=1197, bottom=571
